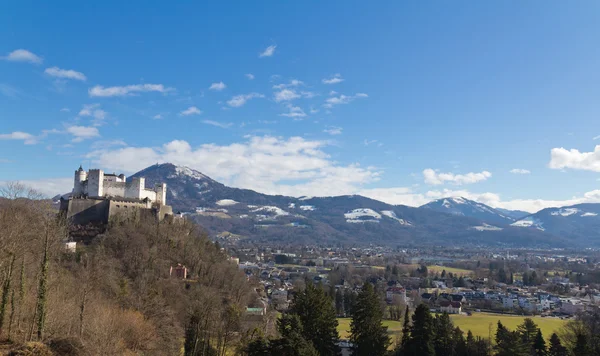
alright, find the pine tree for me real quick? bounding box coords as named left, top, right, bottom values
left=495, top=321, right=529, bottom=356
left=289, top=282, right=340, bottom=355
left=533, top=329, right=547, bottom=356
left=271, top=314, right=319, bottom=356
left=400, top=305, right=410, bottom=350
left=547, top=333, right=567, bottom=356
left=453, top=326, right=467, bottom=356
left=573, top=332, right=591, bottom=356
left=405, top=304, right=435, bottom=356
left=349, top=283, right=390, bottom=356
left=433, top=312, right=454, bottom=356
left=517, top=318, right=539, bottom=352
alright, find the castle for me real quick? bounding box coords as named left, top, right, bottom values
left=61, top=166, right=173, bottom=225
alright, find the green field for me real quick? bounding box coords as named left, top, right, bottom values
left=337, top=313, right=567, bottom=342
left=426, top=265, right=473, bottom=276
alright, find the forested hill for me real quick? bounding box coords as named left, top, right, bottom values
left=0, top=194, right=256, bottom=355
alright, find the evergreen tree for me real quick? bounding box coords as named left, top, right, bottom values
left=533, top=329, right=547, bottom=356
left=547, top=333, right=567, bottom=356
left=405, top=304, right=435, bottom=356
left=453, top=326, right=467, bottom=356
left=271, top=314, right=319, bottom=356
left=400, top=305, right=411, bottom=350
left=516, top=318, right=539, bottom=352
left=573, top=332, right=591, bottom=356
left=495, top=321, right=529, bottom=356
left=510, top=272, right=514, bottom=285
left=289, top=282, right=340, bottom=355
left=350, top=283, right=390, bottom=356
left=433, top=312, right=454, bottom=356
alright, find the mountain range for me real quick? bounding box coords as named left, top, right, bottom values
left=91, top=163, right=595, bottom=248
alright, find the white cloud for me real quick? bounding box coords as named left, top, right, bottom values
left=86, top=136, right=381, bottom=197
left=423, top=169, right=492, bottom=185
left=323, top=126, right=342, bottom=135
left=209, top=82, right=226, bottom=91
left=0, top=132, right=38, bottom=145
left=153, top=114, right=163, bottom=120
left=280, top=105, right=306, bottom=119
left=0, top=84, right=21, bottom=98
left=324, top=93, right=368, bottom=108
left=246, top=73, right=255, bottom=80
left=202, top=120, right=233, bottom=129
left=180, top=106, right=202, bottom=116
left=89, top=84, right=174, bottom=97
left=78, top=104, right=107, bottom=126
left=593, top=135, right=600, bottom=140
left=60, top=108, right=70, bottom=112
left=2, top=49, right=42, bottom=64
left=227, top=93, right=264, bottom=107
left=549, top=145, right=600, bottom=172
left=259, top=45, right=276, bottom=58
left=322, top=73, right=344, bottom=85
left=273, top=79, right=304, bottom=90
left=510, top=168, right=531, bottom=174
left=67, top=126, right=100, bottom=142
left=44, top=67, right=86, bottom=81
left=274, top=89, right=301, bottom=102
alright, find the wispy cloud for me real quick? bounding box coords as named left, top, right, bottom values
left=0, top=84, right=21, bottom=98
left=323, top=126, right=343, bottom=135
left=153, top=114, right=163, bottom=120
left=202, top=120, right=233, bottom=129
left=209, top=82, right=226, bottom=91
left=324, top=93, right=368, bottom=108
left=227, top=93, right=264, bottom=107
left=0, top=132, right=38, bottom=145
left=0, top=159, right=12, bottom=163
left=67, top=125, right=100, bottom=142
left=60, top=108, right=70, bottom=112
left=89, top=84, right=174, bottom=97
left=245, top=73, right=255, bottom=80
left=44, top=67, right=87, bottom=81
left=274, top=89, right=301, bottom=102
left=322, top=73, right=344, bottom=85
left=280, top=104, right=306, bottom=119
left=594, top=135, right=600, bottom=140
left=509, top=168, right=531, bottom=174
left=259, top=45, right=277, bottom=58
left=273, top=79, right=304, bottom=90
left=180, top=106, right=202, bottom=116
left=1, top=49, right=42, bottom=64
left=423, top=169, right=492, bottom=185
left=78, top=104, right=107, bottom=126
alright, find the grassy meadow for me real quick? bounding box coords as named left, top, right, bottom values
left=337, top=313, right=567, bottom=343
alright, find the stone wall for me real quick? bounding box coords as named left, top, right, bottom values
left=66, top=198, right=109, bottom=225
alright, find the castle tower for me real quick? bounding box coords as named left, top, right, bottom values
left=73, top=166, right=87, bottom=196
left=87, top=169, right=104, bottom=197
left=155, top=183, right=167, bottom=205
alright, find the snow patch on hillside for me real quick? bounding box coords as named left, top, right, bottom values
left=300, top=205, right=315, bottom=211
left=581, top=212, right=598, bottom=217
left=251, top=206, right=290, bottom=217
left=471, top=223, right=503, bottom=231
left=345, top=208, right=381, bottom=223
left=511, top=217, right=545, bottom=231
left=381, top=210, right=413, bottom=226
left=550, top=208, right=579, bottom=217
left=216, top=199, right=238, bottom=206
left=175, top=166, right=208, bottom=180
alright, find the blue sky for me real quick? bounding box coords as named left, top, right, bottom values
left=1, top=1, right=600, bottom=212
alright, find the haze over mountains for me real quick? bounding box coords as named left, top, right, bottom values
left=84, top=163, right=591, bottom=247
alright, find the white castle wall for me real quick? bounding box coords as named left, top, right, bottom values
left=73, top=167, right=165, bottom=205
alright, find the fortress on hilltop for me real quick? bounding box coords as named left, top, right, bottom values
left=60, top=166, right=173, bottom=225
